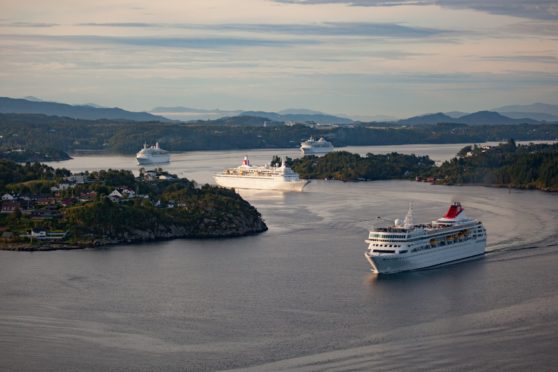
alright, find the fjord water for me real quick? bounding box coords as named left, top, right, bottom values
left=2, top=144, right=558, bottom=371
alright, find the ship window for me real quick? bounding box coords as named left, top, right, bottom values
left=374, top=249, right=395, bottom=254
left=400, top=250, right=407, bottom=254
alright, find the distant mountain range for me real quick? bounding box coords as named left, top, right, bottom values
left=492, top=103, right=558, bottom=122
left=152, top=103, right=558, bottom=125
left=2, top=96, right=558, bottom=125
left=494, top=103, right=558, bottom=116
left=238, top=110, right=353, bottom=124
left=0, top=97, right=169, bottom=122
left=151, top=106, right=353, bottom=124
left=398, top=110, right=547, bottom=125
left=151, top=106, right=243, bottom=120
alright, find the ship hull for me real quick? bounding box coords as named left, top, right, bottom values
left=214, top=175, right=308, bottom=192
left=301, top=147, right=333, bottom=156
left=136, top=154, right=170, bottom=165
left=365, top=239, right=486, bottom=274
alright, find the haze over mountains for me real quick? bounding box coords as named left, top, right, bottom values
left=151, top=106, right=353, bottom=124
left=1, top=97, right=558, bottom=125
left=0, top=97, right=168, bottom=122
left=398, top=111, right=542, bottom=125
left=152, top=104, right=558, bottom=125
left=492, top=103, right=558, bottom=122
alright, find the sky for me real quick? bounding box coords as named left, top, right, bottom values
left=0, top=0, right=557, bottom=118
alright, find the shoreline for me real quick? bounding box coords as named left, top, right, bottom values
left=0, top=227, right=268, bottom=252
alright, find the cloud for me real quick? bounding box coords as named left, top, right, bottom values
left=78, top=21, right=450, bottom=39
left=214, top=22, right=448, bottom=38
left=1, top=34, right=315, bottom=49
left=273, top=0, right=558, bottom=20
left=479, top=55, right=558, bottom=64
left=0, top=21, right=58, bottom=27
left=509, top=21, right=558, bottom=36
left=79, top=22, right=155, bottom=28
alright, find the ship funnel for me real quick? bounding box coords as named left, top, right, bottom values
left=403, top=203, right=414, bottom=228
left=444, top=202, right=463, bottom=219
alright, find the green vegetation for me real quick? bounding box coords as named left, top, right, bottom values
left=289, top=151, right=434, bottom=181
left=0, top=162, right=267, bottom=250
left=0, top=148, right=71, bottom=162
left=433, top=140, right=558, bottom=190
left=1, top=113, right=557, bottom=162
left=0, top=159, right=70, bottom=191
left=287, top=141, right=558, bottom=191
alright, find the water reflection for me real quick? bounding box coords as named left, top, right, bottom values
left=236, top=189, right=287, bottom=201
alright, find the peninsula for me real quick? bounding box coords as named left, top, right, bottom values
left=0, top=161, right=267, bottom=251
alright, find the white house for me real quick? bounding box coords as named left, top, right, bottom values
left=31, top=229, right=47, bottom=238
left=120, top=188, right=136, bottom=198
left=109, top=190, right=123, bottom=200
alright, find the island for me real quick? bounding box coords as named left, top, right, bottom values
left=0, top=160, right=267, bottom=251
left=287, top=151, right=435, bottom=181
left=286, top=141, right=558, bottom=192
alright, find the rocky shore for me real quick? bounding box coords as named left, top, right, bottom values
left=1, top=219, right=268, bottom=251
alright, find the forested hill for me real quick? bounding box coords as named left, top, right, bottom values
left=433, top=141, right=558, bottom=191
left=289, top=152, right=434, bottom=181
left=287, top=142, right=558, bottom=191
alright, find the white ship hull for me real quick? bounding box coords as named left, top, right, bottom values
left=214, top=175, right=308, bottom=192
left=136, top=153, right=170, bottom=165
left=365, top=236, right=485, bottom=274
left=301, top=147, right=333, bottom=156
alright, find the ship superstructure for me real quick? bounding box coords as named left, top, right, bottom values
left=364, top=202, right=486, bottom=274
left=136, top=142, right=170, bottom=165
left=214, top=156, right=308, bottom=192
left=300, top=136, right=334, bottom=155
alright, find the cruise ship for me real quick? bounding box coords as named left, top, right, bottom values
left=300, top=136, right=334, bottom=155
left=364, top=202, right=486, bottom=274
left=214, top=156, right=309, bottom=191
left=136, top=142, right=170, bottom=165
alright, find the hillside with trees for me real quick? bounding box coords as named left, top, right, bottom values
left=432, top=140, right=558, bottom=190
left=0, top=162, right=267, bottom=250
left=286, top=142, right=558, bottom=191
left=288, top=151, right=434, bottom=181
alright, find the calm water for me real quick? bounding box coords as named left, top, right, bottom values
left=2, top=143, right=558, bottom=371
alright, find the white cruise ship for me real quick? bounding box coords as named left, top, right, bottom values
left=136, top=142, right=170, bottom=165
left=364, top=202, right=486, bottom=274
left=300, top=136, right=334, bottom=155
left=214, top=156, right=309, bottom=192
